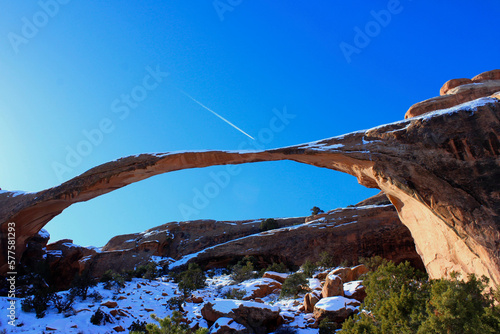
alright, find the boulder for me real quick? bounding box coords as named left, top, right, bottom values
left=314, top=270, right=330, bottom=281
left=440, top=78, right=472, bottom=95
left=313, top=296, right=361, bottom=323
left=321, top=274, right=344, bottom=298
left=262, top=271, right=289, bottom=284
left=201, top=299, right=281, bottom=334
left=405, top=80, right=500, bottom=118
left=241, top=278, right=282, bottom=300
left=209, top=317, right=248, bottom=334
left=350, top=264, right=369, bottom=281
left=472, top=69, right=500, bottom=82
left=328, top=267, right=352, bottom=282
left=343, top=281, right=366, bottom=302
left=303, top=290, right=321, bottom=313
left=101, top=301, right=118, bottom=308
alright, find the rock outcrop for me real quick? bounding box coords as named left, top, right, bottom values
left=406, top=69, right=500, bottom=118
left=1, top=70, right=499, bottom=287
left=170, top=204, right=423, bottom=271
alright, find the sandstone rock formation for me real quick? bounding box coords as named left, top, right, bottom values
left=169, top=204, right=423, bottom=271
left=321, top=273, right=344, bottom=298
left=1, top=70, right=499, bottom=287
left=406, top=69, right=500, bottom=118
left=201, top=299, right=281, bottom=334
left=313, top=296, right=360, bottom=324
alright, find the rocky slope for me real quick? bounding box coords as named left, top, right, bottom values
left=1, top=69, right=499, bottom=286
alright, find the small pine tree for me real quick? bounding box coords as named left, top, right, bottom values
left=311, top=206, right=324, bottom=215
left=70, top=269, right=96, bottom=300
left=177, top=263, right=206, bottom=297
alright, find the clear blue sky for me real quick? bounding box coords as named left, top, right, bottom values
left=1, top=1, right=499, bottom=247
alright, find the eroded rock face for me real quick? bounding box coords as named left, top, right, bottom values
left=176, top=204, right=423, bottom=271
left=1, top=70, right=499, bottom=287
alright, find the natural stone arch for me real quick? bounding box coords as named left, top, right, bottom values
left=1, top=96, right=499, bottom=287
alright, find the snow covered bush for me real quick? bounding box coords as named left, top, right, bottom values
left=90, top=308, right=113, bottom=325
left=51, top=293, right=75, bottom=313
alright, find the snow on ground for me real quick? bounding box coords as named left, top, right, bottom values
left=0, top=278, right=178, bottom=333
left=315, top=296, right=359, bottom=312
left=0, top=270, right=326, bottom=333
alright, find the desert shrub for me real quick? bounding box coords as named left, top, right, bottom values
left=358, top=255, right=387, bottom=271
left=87, top=291, right=103, bottom=302
left=21, top=289, right=53, bottom=318
left=99, top=269, right=114, bottom=283
left=419, top=273, right=500, bottom=333
left=121, top=269, right=135, bottom=282
left=310, top=206, right=324, bottom=215
left=301, top=259, right=317, bottom=277
left=280, top=273, right=308, bottom=299
left=128, top=320, right=148, bottom=333
left=223, top=288, right=247, bottom=300
left=100, top=269, right=125, bottom=290
left=265, top=262, right=288, bottom=273
left=316, top=251, right=336, bottom=269
left=70, top=269, right=96, bottom=300
left=177, top=263, right=206, bottom=297
left=340, top=261, right=500, bottom=333
left=260, top=218, right=279, bottom=232
left=90, top=308, right=113, bottom=325
left=319, top=317, right=338, bottom=334
left=231, top=260, right=256, bottom=283
left=51, top=293, right=75, bottom=313
left=166, top=296, right=185, bottom=311
left=137, top=311, right=209, bottom=334
left=134, top=262, right=161, bottom=280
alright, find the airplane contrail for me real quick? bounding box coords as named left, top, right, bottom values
left=177, top=88, right=255, bottom=140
